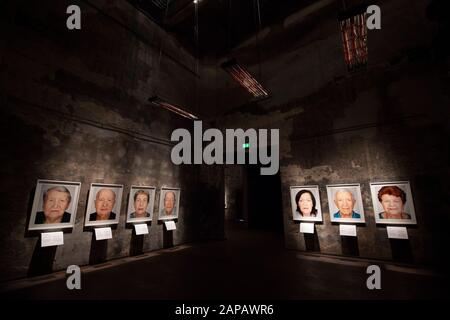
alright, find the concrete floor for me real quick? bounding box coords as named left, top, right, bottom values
left=2, top=223, right=449, bottom=300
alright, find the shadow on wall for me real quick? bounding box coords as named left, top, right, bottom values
left=89, top=234, right=108, bottom=265
left=390, top=239, right=414, bottom=264
left=163, top=228, right=174, bottom=249
left=129, top=232, right=145, bottom=256
left=341, top=236, right=360, bottom=257
left=27, top=239, right=57, bottom=277
left=303, top=232, right=321, bottom=251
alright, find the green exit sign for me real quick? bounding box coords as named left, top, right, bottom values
left=242, top=143, right=250, bottom=149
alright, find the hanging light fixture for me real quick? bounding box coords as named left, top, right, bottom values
left=148, top=96, right=199, bottom=120
left=221, top=58, right=269, bottom=99
left=338, top=4, right=369, bottom=72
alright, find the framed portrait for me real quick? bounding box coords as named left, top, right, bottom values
left=370, top=181, right=417, bottom=225
left=126, top=186, right=156, bottom=223
left=158, top=187, right=180, bottom=221
left=28, top=179, right=81, bottom=231
left=289, top=185, right=323, bottom=222
left=326, top=183, right=365, bottom=223
left=84, top=183, right=123, bottom=227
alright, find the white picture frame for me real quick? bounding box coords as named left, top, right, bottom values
left=84, top=183, right=123, bottom=227
left=158, top=187, right=180, bottom=221
left=126, top=185, right=156, bottom=223
left=289, top=185, right=323, bottom=222
left=28, top=179, right=81, bottom=231
left=370, top=181, right=417, bottom=225
left=326, top=183, right=365, bottom=223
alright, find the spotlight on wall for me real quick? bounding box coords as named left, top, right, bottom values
left=338, top=4, right=369, bottom=72
left=221, top=58, right=269, bottom=99
left=148, top=96, right=199, bottom=120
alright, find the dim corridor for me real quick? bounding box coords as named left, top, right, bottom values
left=2, top=222, right=449, bottom=300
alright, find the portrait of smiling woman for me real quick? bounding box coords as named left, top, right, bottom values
left=370, top=181, right=417, bottom=225
left=290, top=186, right=322, bottom=222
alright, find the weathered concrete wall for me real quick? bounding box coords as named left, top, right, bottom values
left=0, top=0, right=223, bottom=282
left=220, top=0, right=450, bottom=267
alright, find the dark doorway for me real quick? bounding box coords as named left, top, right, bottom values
left=245, top=164, right=284, bottom=233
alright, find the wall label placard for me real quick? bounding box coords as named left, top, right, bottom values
left=134, top=223, right=149, bottom=235
left=165, top=221, right=176, bottom=231
left=339, top=224, right=357, bottom=237
left=41, top=231, right=64, bottom=247
left=300, top=222, right=315, bottom=234
left=387, top=226, right=408, bottom=239
left=95, top=227, right=112, bottom=240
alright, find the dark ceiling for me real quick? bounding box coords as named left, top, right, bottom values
left=128, top=0, right=318, bottom=58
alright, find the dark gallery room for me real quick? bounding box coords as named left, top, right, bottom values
left=0, top=0, right=449, bottom=315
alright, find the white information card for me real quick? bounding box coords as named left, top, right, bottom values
left=134, top=223, right=149, bottom=235
left=387, top=226, right=408, bottom=239
left=300, top=222, right=315, bottom=234
left=339, top=224, right=357, bottom=237
left=165, top=221, right=176, bottom=231
left=41, top=231, right=64, bottom=247
left=95, top=227, right=113, bottom=240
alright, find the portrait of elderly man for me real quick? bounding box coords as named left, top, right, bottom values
left=130, top=189, right=151, bottom=219
left=35, top=186, right=72, bottom=224
left=89, top=188, right=117, bottom=221
left=160, top=191, right=177, bottom=217
left=333, top=188, right=361, bottom=219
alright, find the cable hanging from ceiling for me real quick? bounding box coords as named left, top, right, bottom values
left=254, top=0, right=262, bottom=82
left=221, top=0, right=269, bottom=100
left=149, top=0, right=199, bottom=120
left=194, top=0, right=200, bottom=117
left=152, top=0, right=170, bottom=98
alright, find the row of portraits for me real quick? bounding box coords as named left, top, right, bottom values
left=290, top=182, right=417, bottom=225
left=28, top=180, right=181, bottom=231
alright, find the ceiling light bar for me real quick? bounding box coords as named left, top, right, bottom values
left=149, top=96, right=199, bottom=120
left=338, top=5, right=368, bottom=72
left=221, top=59, right=269, bottom=98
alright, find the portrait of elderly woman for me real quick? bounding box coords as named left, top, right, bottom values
left=28, top=180, right=81, bottom=231
left=127, top=186, right=156, bottom=222
left=35, top=186, right=72, bottom=224
left=370, top=181, right=417, bottom=225
left=290, top=186, right=322, bottom=222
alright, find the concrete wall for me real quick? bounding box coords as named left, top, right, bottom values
left=0, top=0, right=223, bottom=282
left=220, top=0, right=450, bottom=267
